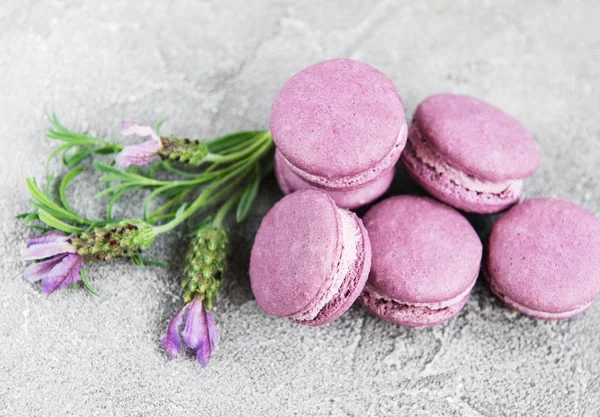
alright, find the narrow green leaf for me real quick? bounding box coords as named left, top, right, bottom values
left=137, top=255, right=167, bottom=268
left=156, top=118, right=167, bottom=134
left=80, top=268, right=100, bottom=296
left=38, top=209, right=83, bottom=233
left=16, top=212, right=34, bottom=219
left=147, top=188, right=189, bottom=223
left=160, top=161, right=211, bottom=178
left=93, top=160, right=126, bottom=175
left=46, top=144, right=72, bottom=168
left=22, top=212, right=40, bottom=225
left=30, top=224, right=53, bottom=232
left=95, top=183, right=137, bottom=199
left=59, top=166, right=85, bottom=211
left=206, top=131, right=262, bottom=154
left=131, top=254, right=143, bottom=267
left=175, top=203, right=188, bottom=219
left=63, top=148, right=93, bottom=167
left=107, top=187, right=133, bottom=219
left=128, top=165, right=141, bottom=175
left=27, top=178, right=86, bottom=223
left=45, top=172, right=55, bottom=195
left=94, top=146, right=120, bottom=155
left=236, top=163, right=261, bottom=222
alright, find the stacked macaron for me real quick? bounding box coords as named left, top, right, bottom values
left=271, top=59, right=407, bottom=209
left=250, top=59, right=599, bottom=329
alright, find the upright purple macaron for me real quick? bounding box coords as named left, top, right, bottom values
left=250, top=190, right=372, bottom=326
left=401, top=94, right=540, bottom=213
left=359, top=196, right=482, bottom=328
left=485, top=198, right=600, bottom=320
left=271, top=59, right=407, bottom=209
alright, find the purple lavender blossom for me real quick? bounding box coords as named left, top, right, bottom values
left=114, top=122, right=162, bottom=169
left=21, top=231, right=84, bottom=294
left=162, top=298, right=219, bottom=367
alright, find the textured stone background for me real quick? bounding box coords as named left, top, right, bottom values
left=1, top=1, right=599, bottom=416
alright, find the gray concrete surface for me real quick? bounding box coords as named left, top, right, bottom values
left=1, top=0, right=599, bottom=416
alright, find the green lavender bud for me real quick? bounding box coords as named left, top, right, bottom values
left=159, top=137, right=209, bottom=166
left=182, top=223, right=229, bottom=308
left=71, top=220, right=155, bottom=261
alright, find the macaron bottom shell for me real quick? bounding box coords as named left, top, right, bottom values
left=401, top=131, right=523, bottom=214
left=275, top=150, right=396, bottom=210
left=359, top=279, right=476, bottom=328
left=483, top=267, right=594, bottom=320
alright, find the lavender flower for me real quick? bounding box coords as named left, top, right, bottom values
left=115, top=121, right=210, bottom=169
left=162, top=297, right=219, bottom=367
left=115, top=122, right=162, bottom=169
left=21, top=231, right=85, bottom=294
left=21, top=221, right=155, bottom=295
left=160, top=224, right=227, bottom=367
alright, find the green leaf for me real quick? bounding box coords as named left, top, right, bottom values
left=130, top=254, right=167, bottom=268
left=107, top=186, right=133, bottom=220
left=156, top=118, right=167, bottom=134
left=94, top=146, right=120, bottom=155
left=37, top=209, right=83, bottom=233
left=139, top=256, right=167, bottom=267
left=46, top=144, right=71, bottom=169
left=95, top=183, right=137, bottom=199
left=80, top=268, right=100, bottom=296
left=206, top=131, right=263, bottom=154
left=62, top=148, right=93, bottom=167
left=160, top=161, right=211, bottom=178
left=175, top=203, right=189, bottom=219
left=94, top=160, right=126, bottom=175
left=26, top=178, right=85, bottom=222
left=16, top=212, right=34, bottom=219
left=45, top=172, right=55, bottom=195
left=147, top=188, right=189, bottom=223
left=22, top=212, right=40, bottom=225
left=236, top=163, right=261, bottom=222
left=94, top=160, right=161, bottom=185
left=144, top=182, right=190, bottom=220
left=128, top=165, right=141, bottom=175
left=131, top=254, right=143, bottom=267
left=59, top=166, right=85, bottom=212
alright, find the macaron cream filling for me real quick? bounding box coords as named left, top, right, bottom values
left=281, top=122, right=407, bottom=190
left=361, top=277, right=477, bottom=312
left=404, top=126, right=523, bottom=197
left=291, top=208, right=363, bottom=323
left=275, top=150, right=396, bottom=209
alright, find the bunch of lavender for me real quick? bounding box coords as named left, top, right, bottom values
left=20, top=116, right=273, bottom=366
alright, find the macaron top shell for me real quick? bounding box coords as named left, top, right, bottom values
left=363, top=196, right=482, bottom=304
left=413, top=94, right=540, bottom=182
left=487, top=198, right=600, bottom=314
left=250, top=190, right=342, bottom=317
left=270, top=58, right=405, bottom=179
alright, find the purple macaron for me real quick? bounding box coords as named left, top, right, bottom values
left=485, top=198, right=600, bottom=320
left=250, top=190, right=372, bottom=326
left=359, top=196, right=482, bottom=328
left=271, top=59, right=407, bottom=209
left=401, top=94, right=540, bottom=213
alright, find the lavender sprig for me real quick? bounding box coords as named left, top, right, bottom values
left=21, top=115, right=273, bottom=368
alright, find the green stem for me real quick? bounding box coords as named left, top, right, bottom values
left=212, top=189, right=244, bottom=227
left=151, top=137, right=273, bottom=235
